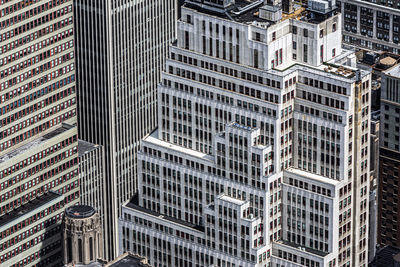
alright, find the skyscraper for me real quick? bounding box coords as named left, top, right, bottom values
left=378, top=62, right=400, bottom=247
left=119, top=0, right=372, bottom=266
left=0, top=0, right=79, bottom=266
left=73, top=0, right=177, bottom=260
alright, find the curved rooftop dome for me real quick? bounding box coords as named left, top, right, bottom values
left=65, top=205, right=96, bottom=219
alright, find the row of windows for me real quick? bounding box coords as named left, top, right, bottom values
left=0, top=158, right=77, bottom=216
left=277, top=249, right=320, bottom=267
left=0, top=28, right=73, bottom=67
left=299, top=104, right=343, bottom=123
left=0, top=151, right=77, bottom=209
left=0, top=40, right=73, bottom=78
left=171, top=51, right=282, bottom=89
left=0, top=97, right=75, bottom=146
left=0, top=199, right=63, bottom=243
left=0, top=12, right=72, bottom=62
left=0, top=1, right=71, bottom=30
left=0, top=108, right=76, bottom=153
left=287, top=178, right=332, bottom=197
left=0, top=86, right=75, bottom=133
left=0, top=0, right=42, bottom=18
left=1, top=82, right=74, bottom=122
left=287, top=193, right=330, bottom=212
left=1, top=55, right=74, bottom=100
left=0, top=133, right=76, bottom=179
left=10, top=241, right=63, bottom=267
left=1, top=217, right=62, bottom=255
left=0, top=3, right=72, bottom=42
left=1, top=51, right=74, bottom=91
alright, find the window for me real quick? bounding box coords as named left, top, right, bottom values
left=332, top=48, right=336, bottom=57
left=272, top=32, right=276, bottom=41
left=320, top=29, right=324, bottom=38
left=254, top=49, right=259, bottom=68
left=303, top=44, right=308, bottom=62
left=303, top=29, right=308, bottom=37
left=332, top=23, right=337, bottom=32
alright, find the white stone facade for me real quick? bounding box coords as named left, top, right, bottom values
left=119, top=1, right=371, bottom=267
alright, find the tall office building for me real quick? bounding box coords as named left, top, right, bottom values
left=339, top=0, right=400, bottom=53
left=378, top=62, right=400, bottom=247
left=119, top=1, right=372, bottom=267
left=78, top=139, right=106, bottom=261
left=0, top=0, right=79, bottom=266
left=73, top=0, right=177, bottom=260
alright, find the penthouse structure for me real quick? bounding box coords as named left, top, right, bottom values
left=0, top=0, right=79, bottom=266
left=119, top=0, right=371, bottom=267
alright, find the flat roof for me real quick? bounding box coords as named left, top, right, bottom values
left=78, top=140, right=100, bottom=156
left=370, top=245, right=400, bottom=267
left=0, top=124, right=74, bottom=164
left=184, top=0, right=270, bottom=24
left=275, top=240, right=329, bottom=257
left=285, top=168, right=340, bottom=186
left=143, top=130, right=213, bottom=162
left=385, top=64, right=400, bottom=78
left=0, top=192, right=63, bottom=229
left=219, top=194, right=246, bottom=206
left=125, top=195, right=204, bottom=232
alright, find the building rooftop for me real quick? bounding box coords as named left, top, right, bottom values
left=184, top=0, right=338, bottom=25
left=370, top=245, right=400, bottom=267
left=219, top=194, right=246, bottom=205
left=143, top=129, right=214, bottom=162
left=285, top=168, right=340, bottom=187
left=0, top=124, right=75, bottom=164
left=230, top=122, right=254, bottom=132
left=0, top=192, right=63, bottom=229
left=184, top=0, right=268, bottom=23
left=125, top=195, right=204, bottom=232
left=105, top=252, right=153, bottom=267
left=385, top=64, right=400, bottom=78
left=275, top=240, right=329, bottom=257
left=78, top=140, right=101, bottom=156
left=65, top=205, right=96, bottom=219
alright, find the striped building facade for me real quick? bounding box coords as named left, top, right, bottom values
left=73, top=0, right=177, bottom=261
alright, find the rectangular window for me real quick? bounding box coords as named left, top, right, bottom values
left=303, top=44, right=308, bottom=62
left=254, top=49, right=259, bottom=68
left=320, top=45, right=323, bottom=62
